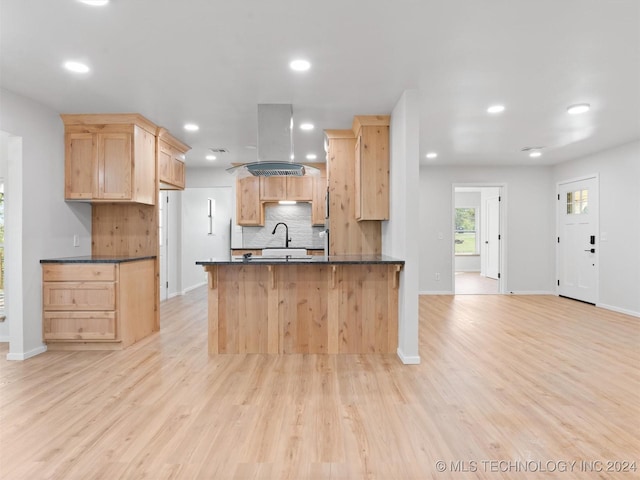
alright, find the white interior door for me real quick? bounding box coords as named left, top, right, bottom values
left=485, top=195, right=500, bottom=279
left=558, top=177, right=598, bottom=304
left=159, top=191, right=168, bottom=302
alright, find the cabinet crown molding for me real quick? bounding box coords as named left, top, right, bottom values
left=61, top=113, right=159, bottom=136
left=352, top=115, right=390, bottom=136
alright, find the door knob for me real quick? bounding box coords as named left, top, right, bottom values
left=584, top=248, right=595, bottom=253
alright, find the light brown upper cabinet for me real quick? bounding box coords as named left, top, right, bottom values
left=352, top=115, right=390, bottom=221
left=157, top=129, right=190, bottom=190
left=311, top=165, right=327, bottom=226
left=62, top=114, right=158, bottom=205
left=236, top=176, right=263, bottom=226
left=260, top=175, right=313, bottom=202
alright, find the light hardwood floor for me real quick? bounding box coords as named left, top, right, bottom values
left=1, top=290, right=638, bottom=479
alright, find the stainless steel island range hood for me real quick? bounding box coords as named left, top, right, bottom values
left=226, top=104, right=318, bottom=177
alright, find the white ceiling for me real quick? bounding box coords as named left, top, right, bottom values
left=2, top=0, right=639, bottom=169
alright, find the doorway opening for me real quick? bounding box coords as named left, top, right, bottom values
left=453, top=185, right=504, bottom=294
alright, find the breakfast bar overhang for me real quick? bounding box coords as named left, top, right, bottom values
left=196, top=255, right=404, bottom=355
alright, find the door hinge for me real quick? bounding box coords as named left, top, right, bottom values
left=498, top=196, right=501, bottom=202
left=166, top=196, right=169, bottom=203
left=498, top=273, right=501, bottom=279
left=558, top=194, right=560, bottom=200
left=166, top=281, right=169, bottom=288
left=557, top=280, right=560, bottom=286
left=557, top=237, right=560, bottom=243
left=498, top=234, right=501, bottom=240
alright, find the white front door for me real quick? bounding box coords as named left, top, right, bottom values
left=485, top=195, right=500, bottom=280
left=558, top=177, right=599, bottom=304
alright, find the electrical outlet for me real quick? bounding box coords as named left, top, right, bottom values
left=73, top=234, right=80, bottom=247
left=435, top=272, right=440, bottom=281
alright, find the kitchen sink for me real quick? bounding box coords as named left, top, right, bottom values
left=261, top=248, right=309, bottom=257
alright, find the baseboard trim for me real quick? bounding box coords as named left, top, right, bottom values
left=419, top=290, right=454, bottom=295
left=507, top=291, right=555, bottom=295
left=397, top=348, right=420, bottom=365
left=597, top=303, right=640, bottom=318
left=182, top=282, right=207, bottom=296
left=6, top=345, right=47, bottom=361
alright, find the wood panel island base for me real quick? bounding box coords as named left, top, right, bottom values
left=197, top=256, right=404, bottom=354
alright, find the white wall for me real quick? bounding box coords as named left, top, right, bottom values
left=384, top=90, right=420, bottom=364
left=0, top=135, right=10, bottom=341
left=0, top=89, right=92, bottom=359
left=180, top=186, right=232, bottom=293
left=553, top=140, right=640, bottom=316
left=420, top=166, right=555, bottom=294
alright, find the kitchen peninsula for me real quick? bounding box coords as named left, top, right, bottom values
left=196, top=255, right=404, bottom=355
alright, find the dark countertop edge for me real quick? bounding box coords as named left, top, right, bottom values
left=231, top=248, right=325, bottom=251
left=196, top=256, right=405, bottom=266
left=40, top=255, right=157, bottom=264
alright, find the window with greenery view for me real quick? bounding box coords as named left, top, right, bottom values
left=455, top=207, right=478, bottom=255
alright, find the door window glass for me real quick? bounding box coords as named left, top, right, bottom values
left=566, top=189, right=589, bottom=215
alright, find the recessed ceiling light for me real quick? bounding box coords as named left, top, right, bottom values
left=529, top=151, right=542, bottom=158
left=487, top=105, right=505, bottom=114
left=426, top=152, right=438, bottom=159
left=289, top=59, right=311, bottom=71
left=184, top=123, right=199, bottom=132
left=300, top=123, right=314, bottom=131
left=206, top=155, right=216, bottom=161
left=567, top=103, right=590, bottom=115
left=78, top=0, right=109, bottom=6
left=306, top=153, right=317, bottom=160
left=63, top=61, right=90, bottom=73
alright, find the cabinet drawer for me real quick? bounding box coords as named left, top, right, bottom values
left=43, top=282, right=116, bottom=311
left=44, top=311, right=117, bottom=340
left=42, top=264, right=117, bottom=282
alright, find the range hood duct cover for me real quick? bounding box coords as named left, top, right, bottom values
left=227, top=103, right=317, bottom=177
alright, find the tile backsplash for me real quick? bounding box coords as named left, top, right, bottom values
left=242, top=203, right=324, bottom=249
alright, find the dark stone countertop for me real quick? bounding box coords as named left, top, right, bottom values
left=40, top=255, right=157, bottom=264
left=196, top=254, right=404, bottom=266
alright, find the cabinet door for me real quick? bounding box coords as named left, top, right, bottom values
left=354, top=135, right=362, bottom=219
left=237, top=176, right=263, bottom=225
left=44, top=311, right=117, bottom=340
left=356, top=126, right=389, bottom=221
left=43, top=282, right=116, bottom=311
left=171, top=157, right=185, bottom=189
left=97, top=133, right=132, bottom=200
left=260, top=177, right=286, bottom=201
left=65, top=133, right=95, bottom=200
left=158, top=140, right=173, bottom=183
left=311, top=166, right=327, bottom=226
left=286, top=176, right=313, bottom=201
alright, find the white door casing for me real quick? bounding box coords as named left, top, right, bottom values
left=557, top=176, right=599, bottom=304
left=485, top=195, right=500, bottom=280
left=159, top=191, right=168, bottom=302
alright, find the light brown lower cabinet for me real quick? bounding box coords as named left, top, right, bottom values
left=41, top=259, right=155, bottom=350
